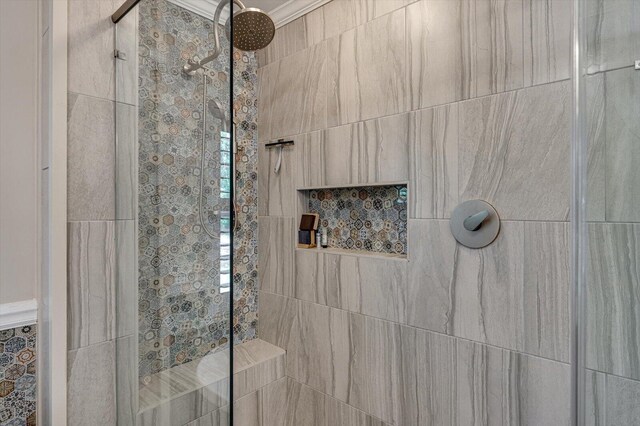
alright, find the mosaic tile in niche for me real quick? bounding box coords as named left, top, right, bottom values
left=308, top=186, right=408, bottom=255
left=0, top=325, right=36, bottom=426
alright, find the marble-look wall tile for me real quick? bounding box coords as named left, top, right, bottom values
left=324, top=393, right=389, bottom=426
left=459, top=80, right=571, bottom=221
left=295, top=250, right=408, bottom=323
left=322, top=0, right=417, bottom=42
left=407, top=219, right=571, bottom=362
left=586, top=0, right=640, bottom=74
left=185, top=406, right=230, bottom=426
left=261, top=376, right=391, bottom=426
left=349, top=314, right=402, bottom=424
left=405, top=219, right=459, bottom=334
left=258, top=143, right=296, bottom=216
left=233, top=341, right=285, bottom=400
left=406, top=0, right=464, bottom=109
left=115, top=220, right=136, bottom=338
left=523, top=222, right=571, bottom=362
left=585, top=370, right=607, bottom=426
left=284, top=379, right=327, bottom=426
left=115, top=103, right=136, bottom=220
left=358, top=113, right=410, bottom=183
left=407, top=0, right=525, bottom=110
left=116, top=335, right=138, bottom=426
left=327, top=9, right=406, bottom=127
left=409, top=104, right=458, bottom=219
left=586, top=73, right=606, bottom=222
left=468, top=0, right=524, bottom=97
left=258, top=10, right=325, bottom=67
left=261, top=377, right=289, bottom=425
left=258, top=291, right=299, bottom=378
left=455, top=340, right=505, bottom=425
left=587, top=223, right=640, bottom=380
left=233, top=392, right=261, bottom=426
left=67, top=0, right=119, bottom=100
left=258, top=217, right=295, bottom=296
left=297, top=113, right=410, bottom=188
left=449, top=221, right=524, bottom=351
left=137, top=378, right=229, bottom=426
left=504, top=351, right=571, bottom=425
left=322, top=0, right=364, bottom=41
left=271, top=297, right=572, bottom=425
left=398, top=326, right=456, bottom=426
left=68, top=221, right=116, bottom=350
left=406, top=220, right=526, bottom=354
left=294, top=302, right=351, bottom=398
left=604, top=67, right=640, bottom=222
left=67, top=340, right=117, bottom=426
left=258, top=42, right=327, bottom=141
left=602, top=373, right=640, bottom=425
left=523, top=0, right=572, bottom=86
left=67, top=93, right=115, bottom=221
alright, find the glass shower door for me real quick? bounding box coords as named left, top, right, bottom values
left=114, top=0, right=233, bottom=424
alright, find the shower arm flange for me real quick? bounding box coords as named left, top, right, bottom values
left=183, top=0, right=247, bottom=75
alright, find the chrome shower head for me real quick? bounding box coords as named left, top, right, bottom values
left=183, top=0, right=275, bottom=74
left=231, top=7, right=275, bottom=51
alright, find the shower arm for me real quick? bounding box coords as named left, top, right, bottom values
left=183, top=0, right=247, bottom=75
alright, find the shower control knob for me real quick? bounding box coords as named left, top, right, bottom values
left=450, top=200, right=500, bottom=249
left=463, top=209, right=489, bottom=231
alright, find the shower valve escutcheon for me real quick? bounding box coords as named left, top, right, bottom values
left=450, top=200, right=500, bottom=249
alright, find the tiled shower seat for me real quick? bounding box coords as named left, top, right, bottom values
left=137, top=339, right=285, bottom=426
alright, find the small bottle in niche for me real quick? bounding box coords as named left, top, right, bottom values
left=320, top=227, right=328, bottom=248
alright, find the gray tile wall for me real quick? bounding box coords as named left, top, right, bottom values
left=66, top=0, right=130, bottom=424
left=583, top=0, right=640, bottom=424
left=257, top=0, right=575, bottom=423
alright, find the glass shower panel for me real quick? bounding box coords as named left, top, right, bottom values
left=115, top=0, right=233, bottom=423
left=581, top=0, right=640, bottom=423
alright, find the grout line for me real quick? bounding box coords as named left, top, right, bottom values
left=260, top=78, right=572, bottom=143
left=585, top=367, right=640, bottom=385
left=281, top=375, right=392, bottom=425
left=258, top=289, right=572, bottom=367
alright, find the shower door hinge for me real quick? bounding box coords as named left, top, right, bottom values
left=635, top=60, right=640, bottom=70
left=114, top=49, right=127, bottom=61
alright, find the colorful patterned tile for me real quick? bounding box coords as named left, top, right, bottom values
left=0, top=325, right=36, bottom=426
left=138, top=0, right=258, bottom=384
left=308, top=186, right=407, bottom=255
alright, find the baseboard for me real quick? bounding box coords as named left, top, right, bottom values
left=0, top=299, right=38, bottom=330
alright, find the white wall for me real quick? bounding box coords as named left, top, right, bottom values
left=0, top=0, right=40, bottom=304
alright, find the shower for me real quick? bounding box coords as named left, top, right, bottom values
left=183, top=0, right=275, bottom=75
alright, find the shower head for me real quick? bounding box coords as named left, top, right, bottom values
left=231, top=7, right=275, bottom=51
left=208, top=98, right=228, bottom=125
left=183, top=0, right=275, bottom=74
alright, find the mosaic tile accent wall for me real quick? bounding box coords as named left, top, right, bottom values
left=231, top=50, right=259, bottom=343
left=0, top=325, right=36, bottom=426
left=308, top=186, right=408, bottom=255
left=138, top=0, right=258, bottom=384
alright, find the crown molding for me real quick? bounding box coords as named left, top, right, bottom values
left=166, top=0, right=330, bottom=28
left=166, top=0, right=228, bottom=23
left=0, top=299, right=38, bottom=330
left=268, top=0, right=331, bottom=27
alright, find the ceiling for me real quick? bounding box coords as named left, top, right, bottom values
left=166, top=0, right=330, bottom=28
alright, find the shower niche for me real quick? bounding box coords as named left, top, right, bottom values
left=297, top=183, right=408, bottom=258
